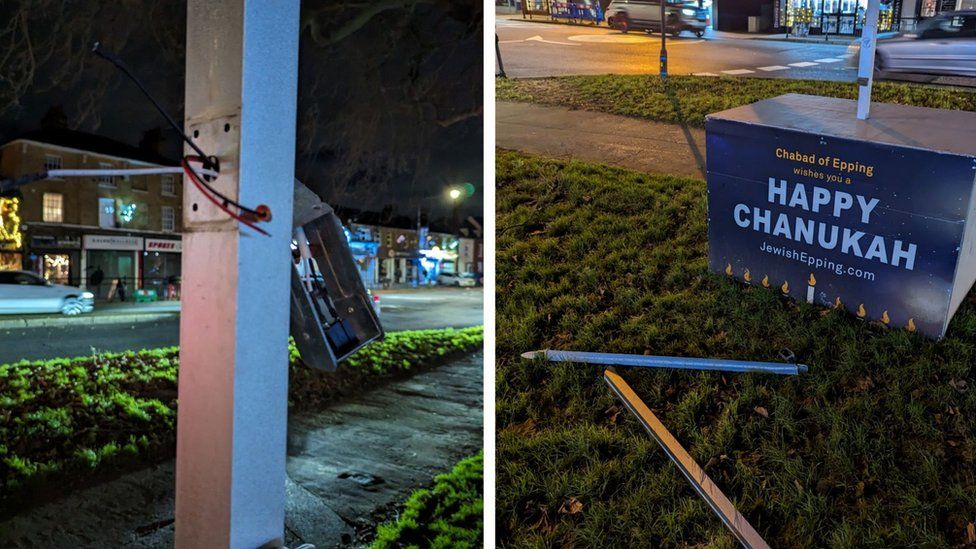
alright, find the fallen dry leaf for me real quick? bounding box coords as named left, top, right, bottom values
left=967, top=522, right=975, bottom=543
left=558, top=497, right=584, bottom=515
left=754, top=406, right=769, bottom=418
left=504, top=418, right=537, bottom=437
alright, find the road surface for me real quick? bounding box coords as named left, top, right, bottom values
left=0, top=287, right=483, bottom=363
left=497, top=18, right=976, bottom=87
left=497, top=18, right=856, bottom=80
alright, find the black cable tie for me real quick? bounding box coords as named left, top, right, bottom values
left=92, top=41, right=213, bottom=168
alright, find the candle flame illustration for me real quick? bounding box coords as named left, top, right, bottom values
left=761, top=275, right=770, bottom=288
left=857, top=303, right=867, bottom=318
left=808, top=273, right=816, bottom=286
left=744, top=269, right=752, bottom=282
left=725, top=263, right=732, bottom=276
left=834, top=296, right=842, bottom=308
left=907, top=318, right=916, bottom=332
left=881, top=310, right=890, bottom=324
left=781, top=280, right=789, bottom=294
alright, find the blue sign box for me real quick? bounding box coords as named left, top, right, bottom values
left=706, top=94, right=976, bottom=339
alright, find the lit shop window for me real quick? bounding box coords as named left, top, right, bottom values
left=42, top=193, right=63, bottom=223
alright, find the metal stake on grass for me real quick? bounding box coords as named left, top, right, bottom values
left=603, top=368, right=771, bottom=549
left=522, top=349, right=807, bottom=376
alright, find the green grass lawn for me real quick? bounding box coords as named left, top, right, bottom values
left=0, top=326, right=483, bottom=509
left=373, top=452, right=483, bottom=549
left=496, top=75, right=976, bottom=127
left=495, top=151, right=976, bottom=547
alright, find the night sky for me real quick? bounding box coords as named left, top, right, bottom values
left=0, top=1, right=483, bottom=223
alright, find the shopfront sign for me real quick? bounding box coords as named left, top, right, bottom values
left=30, top=235, right=81, bottom=249
left=83, top=234, right=144, bottom=251
left=706, top=94, right=976, bottom=339
left=146, top=238, right=183, bottom=253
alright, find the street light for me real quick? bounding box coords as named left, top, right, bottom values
left=449, top=188, right=462, bottom=234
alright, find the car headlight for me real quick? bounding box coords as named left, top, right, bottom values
left=682, top=8, right=696, bottom=15
left=82, top=291, right=94, bottom=299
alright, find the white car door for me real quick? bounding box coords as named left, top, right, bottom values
left=12, top=272, right=62, bottom=313
left=0, top=272, right=20, bottom=313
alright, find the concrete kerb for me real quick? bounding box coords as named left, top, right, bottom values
left=0, top=312, right=179, bottom=330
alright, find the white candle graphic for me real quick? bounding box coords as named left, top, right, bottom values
left=806, top=273, right=816, bottom=304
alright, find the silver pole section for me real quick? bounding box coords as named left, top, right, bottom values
left=176, top=1, right=299, bottom=547
left=856, top=0, right=882, bottom=120
left=522, top=349, right=807, bottom=375
left=604, top=368, right=772, bottom=549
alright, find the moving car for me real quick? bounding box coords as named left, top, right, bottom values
left=606, top=0, right=709, bottom=37
left=0, top=270, right=95, bottom=315
left=436, top=272, right=478, bottom=287
left=848, top=11, right=976, bottom=77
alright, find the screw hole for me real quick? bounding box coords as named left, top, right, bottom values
left=192, top=130, right=199, bottom=138
left=192, top=203, right=198, bottom=212
left=224, top=123, right=230, bottom=133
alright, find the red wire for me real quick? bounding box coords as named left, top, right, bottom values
left=181, top=158, right=270, bottom=236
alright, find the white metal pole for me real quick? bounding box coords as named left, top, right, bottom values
left=856, top=0, right=882, bottom=120
left=175, top=1, right=299, bottom=548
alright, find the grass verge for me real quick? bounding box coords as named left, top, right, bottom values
left=496, top=74, right=976, bottom=127
left=373, top=452, right=483, bottom=549
left=0, top=326, right=483, bottom=507
left=495, top=151, right=976, bottom=547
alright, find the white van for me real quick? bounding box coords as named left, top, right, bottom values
left=606, top=0, right=709, bottom=37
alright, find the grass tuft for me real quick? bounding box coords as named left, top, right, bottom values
left=373, top=452, right=483, bottom=549
left=496, top=75, right=976, bottom=127
left=495, top=151, right=976, bottom=547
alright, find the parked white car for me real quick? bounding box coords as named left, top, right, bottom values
left=436, top=272, right=478, bottom=287
left=0, top=270, right=95, bottom=315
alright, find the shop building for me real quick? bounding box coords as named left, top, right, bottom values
left=346, top=223, right=381, bottom=288
left=0, top=129, right=183, bottom=295
left=377, top=224, right=420, bottom=286
left=770, top=0, right=971, bottom=33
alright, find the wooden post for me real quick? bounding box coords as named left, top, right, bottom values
left=175, top=1, right=299, bottom=547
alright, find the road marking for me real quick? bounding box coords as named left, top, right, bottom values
left=499, top=35, right=581, bottom=46
left=693, top=72, right=719, bottom=76
left=568, top=34, right=704, bottom=45
left=757, top=65, right=789, bottom=71
left=814, top=58, right=843, bottom=63
left=722, top=69, right=755, bottom=75
left=789, top=61, right=819, bottom=67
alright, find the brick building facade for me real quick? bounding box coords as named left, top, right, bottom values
left=0, top=129, right=183, bottom=298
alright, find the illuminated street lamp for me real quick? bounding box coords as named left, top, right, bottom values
left=449, top=187, right=462, bottom=234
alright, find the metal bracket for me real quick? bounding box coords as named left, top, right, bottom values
left=288, top=180, right=383, bottom=371
left=603, top=368, right=771, bottom=549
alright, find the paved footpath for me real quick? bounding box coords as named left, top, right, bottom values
left=497, top=101, right=707, bottom=179
left=0, top=352, right=483, bottom=548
